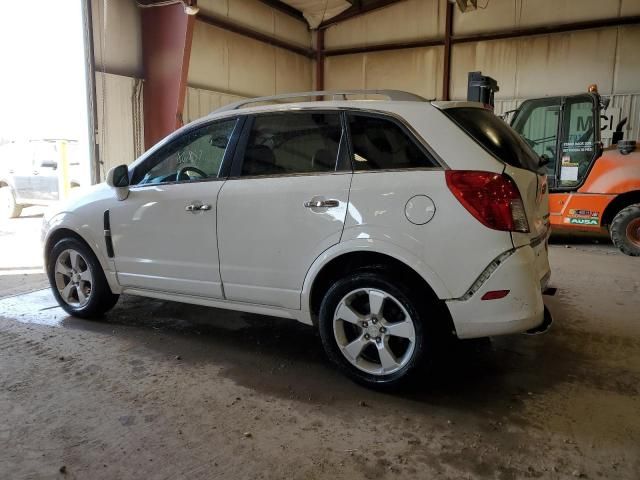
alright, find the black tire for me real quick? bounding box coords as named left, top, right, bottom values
left=1, top=186, right=23, bottom=219
left=318, top=271, right=435, bottom=390
left=47, top=237, right=119, bottom=318
left=610, top=203, right=640, bottom=256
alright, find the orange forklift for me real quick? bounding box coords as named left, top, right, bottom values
left=509, top=87, right=640, bottom=256
left=511, top=85, right=640, bottom=256
left=468, top=72, right=640, bottom=256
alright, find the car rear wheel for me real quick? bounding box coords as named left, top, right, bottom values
left=1, top=186, right=23, bottom=219
left=48, top=237, right=119, bottom=318
left=318, top=272, right=432, bottom=389
left=610, top=203, right=640, bottom=256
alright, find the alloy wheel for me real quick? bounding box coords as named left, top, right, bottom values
left=333, top=288, right=416, bottom=376
left=54, top=249, right=93, bottom=307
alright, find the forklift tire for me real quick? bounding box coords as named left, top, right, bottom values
left=610, top=203, right=640, bottom=256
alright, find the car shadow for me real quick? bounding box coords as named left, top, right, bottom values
left=55, top=293, right=624, bottom=428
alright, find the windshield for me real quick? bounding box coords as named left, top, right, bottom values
left=442, top=107, right=542, bottom=173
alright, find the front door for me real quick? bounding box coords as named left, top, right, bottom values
left=217, top=111, right=351, bottom=310
left=110, top=118, right=240, bottom=298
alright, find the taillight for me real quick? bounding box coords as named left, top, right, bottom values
left=445, top=170, right=529, bottom=233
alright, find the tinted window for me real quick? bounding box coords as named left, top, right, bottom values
left=443, top=107, right=541, bottom=172
left=132, top=119, right=236, bottom=185
left=348, top=114, right=435, bottom=170
left=241, top=113, right=341, bottom=177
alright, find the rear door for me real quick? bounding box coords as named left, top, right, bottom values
left=217, top=111, right=350, bottom=310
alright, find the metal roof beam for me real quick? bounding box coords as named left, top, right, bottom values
left=257, top=0, right=307, bottom=24
left=318, top=0, right=404, bottom=29
left=196, top=13, right=315, bottom=58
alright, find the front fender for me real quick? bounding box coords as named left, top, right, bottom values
left=43, top=211, right=121, bottom=294
left=300, top=238, right=452, bottom=313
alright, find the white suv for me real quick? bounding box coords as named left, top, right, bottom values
left=42, top=90, right=551, bottom=388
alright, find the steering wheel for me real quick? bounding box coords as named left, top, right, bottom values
left=177, top=165, right=208, bottom=181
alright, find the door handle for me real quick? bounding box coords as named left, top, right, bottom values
left=304, top=199, right=340, bottom=208
left=185, top=203, right=212, bottom=212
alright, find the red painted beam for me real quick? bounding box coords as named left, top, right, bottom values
left=316, top=29, right=325, bottom=91
left=442, top=1, right=453, bottom=101
left=141, top=3, right=195, bottom=149
left=324, top=38, right=443, bottom=57
left=451, top=15, right=640, bottom=44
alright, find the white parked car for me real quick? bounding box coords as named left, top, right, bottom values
left=42, top=90, right=551, bottom=388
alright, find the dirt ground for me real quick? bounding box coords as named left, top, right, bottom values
left=1, top=213, right=639, bottom=479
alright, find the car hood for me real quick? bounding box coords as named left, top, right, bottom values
left=43, top=182, right=112, bottom=222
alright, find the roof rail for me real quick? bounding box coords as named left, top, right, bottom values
left=211, top=89, right=426, bottom=114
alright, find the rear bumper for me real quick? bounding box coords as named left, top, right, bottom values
left=446, top=245, right=547, bottom=339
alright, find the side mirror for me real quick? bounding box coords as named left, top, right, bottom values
left=41, top=159, right=58, bottom=169
left=106, top=164, right=130, bottom=201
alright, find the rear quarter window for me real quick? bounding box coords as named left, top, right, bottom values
left=442, top=107, right=542, bottom=173
left=347, top=114, right=437, bottom=170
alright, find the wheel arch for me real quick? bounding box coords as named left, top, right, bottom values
left=44, top=228, right=95, bottom=270
left=0, top=178, right=15, bottom=190
left=303, top=246, right=455, bottom=336
left=601, top=190, right=640, bottom=227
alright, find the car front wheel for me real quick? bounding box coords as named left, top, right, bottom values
left=318, top=272, right=432, bottom=389
left=48, top=237, right=119, bottom=318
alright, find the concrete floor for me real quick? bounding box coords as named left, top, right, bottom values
left=1, top=214, right=639, bottom=479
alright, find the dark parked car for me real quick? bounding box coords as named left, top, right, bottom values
left=0, top=139, right=82, bottom=218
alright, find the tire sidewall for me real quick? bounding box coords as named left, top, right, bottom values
left=611, top=204, right=640, bottom=256
left=1, top=186, right=21, bottom=219
left=48, top=237, right=111, bottom=317
left=318, top=272, right=428, bottom=388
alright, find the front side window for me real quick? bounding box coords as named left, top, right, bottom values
left=240, top=113, right=342, bottom=177
left=133, top=119, right=237, bottom=185
left=348, top=114, right=436, bottom=170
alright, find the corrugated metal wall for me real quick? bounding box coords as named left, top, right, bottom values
left=183, top=88, right=246, bottom=124
left=187, top=0, right=313, bottom=97
left=92, top=0, right=640, bottom=170
left=95, top=73, right=144, bottom=176
left=323, top=0, right=640, bottom=101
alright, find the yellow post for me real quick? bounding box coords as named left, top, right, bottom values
left=57, top=140, right=70, bottom=201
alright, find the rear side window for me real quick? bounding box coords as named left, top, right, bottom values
left=443, top=107, right=541, bottom=172
left=240, top=112, right=342, bottom=177
left=347, top=114, right=436, bottom=170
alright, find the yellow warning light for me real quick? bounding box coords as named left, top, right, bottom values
left=588, top=84, right=599, bottom=93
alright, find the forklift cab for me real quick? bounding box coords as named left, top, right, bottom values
left=510, top=93, right=602, bottom=192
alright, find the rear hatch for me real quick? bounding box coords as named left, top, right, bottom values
left=439, top=106, right=550, bottom=279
